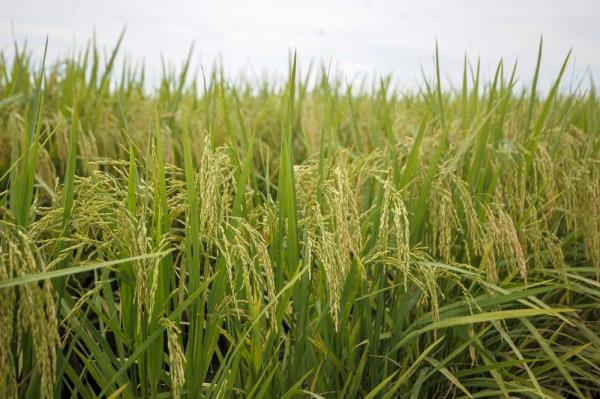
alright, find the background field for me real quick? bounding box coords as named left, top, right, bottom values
left=1, top=38, right=600, bottom=398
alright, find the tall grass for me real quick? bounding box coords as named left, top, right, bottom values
left=0, top=37, right=600, bottom=398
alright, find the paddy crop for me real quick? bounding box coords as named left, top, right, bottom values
left=0, top=37, right=599, bottom=398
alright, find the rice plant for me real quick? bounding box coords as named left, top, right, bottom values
left=0, top=37, right=599, bottom=398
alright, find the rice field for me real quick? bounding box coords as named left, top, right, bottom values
left=1, top=37, right=600, bottom=398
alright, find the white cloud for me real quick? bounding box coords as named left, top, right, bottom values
left=2, top=0, right=598, bottom=91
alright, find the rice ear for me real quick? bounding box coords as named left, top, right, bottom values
left=160, top=318, right=186, bottom=399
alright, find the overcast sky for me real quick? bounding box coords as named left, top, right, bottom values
left=2, top=0, right=599, bottom=91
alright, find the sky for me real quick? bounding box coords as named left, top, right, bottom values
left=2, top=0, right=599, bottom=91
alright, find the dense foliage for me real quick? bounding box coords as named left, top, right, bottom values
left=1, top=37, right=599, bottom=398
